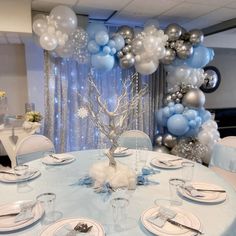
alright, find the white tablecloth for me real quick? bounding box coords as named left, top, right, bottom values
left=1, top=150, right=236, bottom=235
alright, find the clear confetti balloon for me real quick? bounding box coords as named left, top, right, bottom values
left=71, top=27, right=88, bottom=49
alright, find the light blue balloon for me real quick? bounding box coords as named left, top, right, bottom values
left=87, top=40, right=100, bottom=54
left=167, top=114, right=189, bottom=136
left=112, top=34, right=125, bottom=51
left=95, top=31, right=109, bottom=46
left=202, top=110, right=211, bottom=122
left=189, top=120, right=197, bottom=128
left=184, top=109, right=198, bottom=120
left=110, top=48, right=116, bottom=55
left=163, top=106, right=171, bottom=117
left=108, top=40, right=116, bottom=48
left=195, top=116, right=202, bottom=127
left=168, top=102, right=175, bottom=107
left=184, top=127, right=199, bottom=137
left=91, top=52, right=115, bottom=71
left=103, top=46, right=111, bottom=55
left=174, top=104, right=184, bottom=114
left=169, top=107, right=175, bottom=115
left=186, top=45, right=212, bottom=68
left=87, top=23, right=108, bottom=39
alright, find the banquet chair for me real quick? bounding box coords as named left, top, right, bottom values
left=209, top=136, right=236, bottom=190
left=118, top=130, right=153, bottom=151
left=14, top=134, right=55, bottom=165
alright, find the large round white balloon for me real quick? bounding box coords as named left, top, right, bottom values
left=33, top=19, right=48, bottom=36
left=135, top=60, right=158, bottom=75
left=55, top=40, right=74, bottom=58
left=39, top=33, right=57, bottom=50
left=50, top=5, right=77, bottom=34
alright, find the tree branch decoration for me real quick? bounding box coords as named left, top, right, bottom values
left=77, top=72, right=148, bottom=167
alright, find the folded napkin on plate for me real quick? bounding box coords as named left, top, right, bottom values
left=147, top=207, right=176, bottom=228
left=14, top=201, right=36, bottom=222
left=55, top=224, right=94, bottom=236
left=142, top=167, right=160, bottom=175
left=184, top=185, right=204, bottom=197
left=137, top=175, right=159, bottom=186
left=114, top=147, right=128, bottom=154
left=48, top=154, right=74, bottom=162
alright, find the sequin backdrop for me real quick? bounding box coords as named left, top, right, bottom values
left=43, top=51, right=166, bottom=153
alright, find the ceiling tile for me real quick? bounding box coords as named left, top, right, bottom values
left=185, top=0, right=233, bottom=7
left=5, top=33, right=22, bottom=44
left=122, top=0, right=185, bottom=17
left=182, top=7, right=236, bottom=30
left=76, top=0, right=133, bottom=11
left=32, top=0, right=77, bottom=12
left=161, top=2, right=219, bottom=19
left=225, top=0, right=236, bottom=8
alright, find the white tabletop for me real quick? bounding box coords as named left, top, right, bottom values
left=0, top=149, right=236, bottom=236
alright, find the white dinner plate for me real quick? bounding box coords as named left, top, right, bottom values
left=0, top=169, right=41, bottom=183
left=141, top=206, right=202, bottom=236
left=0, top=200, right=44, bottom=232
left=179, top=182, right=227, bottom=203
left=104, top=149, right=132, bottom=157
left=150, top=158, right=183, bottom=169
left=40, top=217, right=105, bottom=236
left=42, top=153, right=75, bottom=165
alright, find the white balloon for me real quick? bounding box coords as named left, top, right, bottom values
left=33, top=19, right=48, bottom=36
left=47, top=25, right=56, bottom=34
left=33, top=14, right=46, bottom=22
left=135, top=60, right=158, bottom=75
left=198, top=131, right=214, bottom=146
left=55, top=40, right=74, bottom=58
left=50, top=5, right=77, bottom=34
left=174, top=66, right=191, bottom=80
left=166, top=74, right=177, bottom=85
left=39, top=33, right=57, bottom=50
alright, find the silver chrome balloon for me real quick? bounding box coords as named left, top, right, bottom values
left=155, top=135, right=163, bottom=146
left=119, top=52, right=135, bottom=68
left=154, top=145, right=170, bottom=154
left=117, top=25, right=134, bottom=40
left=189, top=29, right=204, bottom=46
left=176, top=42, right=193, bottom=59
left=163, top=133, right=177, bottom=148
left=182, top=88, right=206, bottom=108
left=202, top=69, right=218, bottom=90
left=161, top=48, right=176, bottom=64
left=164, top=23, right=183, bottom=42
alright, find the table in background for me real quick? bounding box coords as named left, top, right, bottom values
left=0, top=149, right=236, bottom=235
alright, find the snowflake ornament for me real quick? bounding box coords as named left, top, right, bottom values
left=77, top=107, right=88, bottom=119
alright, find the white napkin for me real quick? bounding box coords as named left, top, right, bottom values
left=55, top=224, right=94, bottom=236
left=14, top=201, right=35, bottom=223
left=184, top=185, right=204, bottom=197
left=114, top=147, right=128, bottom=154
left=147, top=207, right=176, bottom=228
left=44, top=154, right=74, bottom=163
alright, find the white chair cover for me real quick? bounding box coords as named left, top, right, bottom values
left=15, top=134, right=55, bottom=165
left=118, top=130, right=153, bottom=151
left=209, top=136, right=236, bottom=190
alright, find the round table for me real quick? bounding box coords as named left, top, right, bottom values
left=0, top=149, right=236, bottom=235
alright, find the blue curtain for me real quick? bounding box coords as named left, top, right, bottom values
left=43, top=51, right=166, bottom=153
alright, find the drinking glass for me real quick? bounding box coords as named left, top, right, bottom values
left=14, top=164, right=29, bottom=179
left=36, top=192, right=56, bottom=224
left=110, top=197, right=129, bottom=232
left=169, top=178, right=185, bottom=206
left=181, top=161, right=195, bottom=182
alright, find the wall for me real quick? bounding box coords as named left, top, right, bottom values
left=204, top=48, right=236, bottom=109
left=0, top=44, right=28, bottom=115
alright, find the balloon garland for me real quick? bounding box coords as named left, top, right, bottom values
left=32, top=5, right=220, bottom=162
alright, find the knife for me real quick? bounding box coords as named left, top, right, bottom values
left=167, top=218, right=203, bottom=234
left=193, top=188, right=226, bottom=193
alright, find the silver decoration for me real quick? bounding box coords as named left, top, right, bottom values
left=119, top=53, right=135, bottom=69
left=202, top=69, right=219, bottom=90
left=164, top=23, right=183, bottom=42
left=78, top=72, right=148, bottom=167
left=182, top=88, right=205, bottom=108
left=117, top=25, right=134, bottom=40
left=154, top=145, right=170, bottom=154
left=163, top=133, right=177, bottom=148
left=176, top=42, right=193, bottom=59
left=189, top=29, right=204, bottom=46
left=155, top=135, right=163, bottom=146
left=161, top=48, right=176, bottom=64
left=171, top=138, right=207, bottom=163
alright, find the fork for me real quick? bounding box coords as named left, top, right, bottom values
left=49, top=154, right=68, bottom=162
left=0, top=170, right=22, bottom=176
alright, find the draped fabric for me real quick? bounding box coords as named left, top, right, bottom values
left=43, top=51, right=166, bottom=153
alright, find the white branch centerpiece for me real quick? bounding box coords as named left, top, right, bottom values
left=77, top=72, right=148, bottom=188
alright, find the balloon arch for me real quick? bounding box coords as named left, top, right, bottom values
left=33, top=5, right=220, bottom=162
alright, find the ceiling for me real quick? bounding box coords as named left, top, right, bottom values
left=31, top=0, right=236, bottom=29
left=1, top=0, right=236, bottom=45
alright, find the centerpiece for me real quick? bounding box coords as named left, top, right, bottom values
left=78, top=72, right=147, bottom=189
left=23, top=111, right=43, bottom=132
